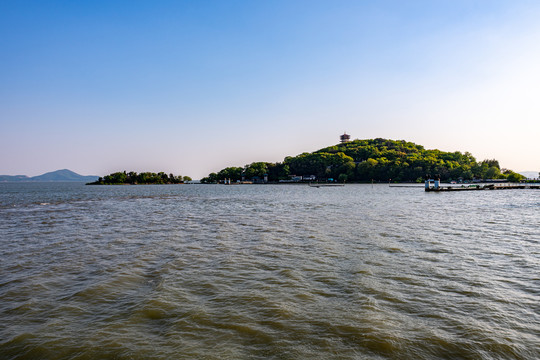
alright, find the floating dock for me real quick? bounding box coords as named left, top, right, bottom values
left=309, top=183, right=345, bottom=188
left=425, top=179, right=540, bottom=192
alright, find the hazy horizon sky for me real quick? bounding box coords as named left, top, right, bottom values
left=1, top=1, right=539, bottom=179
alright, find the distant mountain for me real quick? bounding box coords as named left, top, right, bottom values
left=0, top=175, right=30, bottom=182
left=519, top=171, right=539, bottom=179
left=0, top=169, right=99, bottom=182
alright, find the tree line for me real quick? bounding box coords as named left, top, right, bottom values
left=201, top=138, right=525, bottom=183
left=88, top=171, right=192, bottom=185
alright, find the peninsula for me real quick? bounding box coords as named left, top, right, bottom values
left=87, top=171, right=192, bottom=185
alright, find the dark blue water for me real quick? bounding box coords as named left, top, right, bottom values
left=1, top=183, right=539, bottom=359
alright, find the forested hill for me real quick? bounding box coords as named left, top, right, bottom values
left=202, top=138, right=525, bottom=183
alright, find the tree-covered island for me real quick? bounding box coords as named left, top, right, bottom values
left=87, top=171, right=192, bottom=185
left=201, top=138, right=526, bottom=184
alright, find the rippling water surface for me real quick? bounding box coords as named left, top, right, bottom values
left=1, top=183, right=539, bottom=359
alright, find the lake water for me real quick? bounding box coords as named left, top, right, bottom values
left=0, top=182, right=539, bottom=359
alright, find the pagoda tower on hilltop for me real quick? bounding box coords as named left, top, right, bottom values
left=340, top=132, right=351, bottom=143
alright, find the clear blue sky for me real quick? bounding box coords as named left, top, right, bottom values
left=1, top=0, right=539, bottom=178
